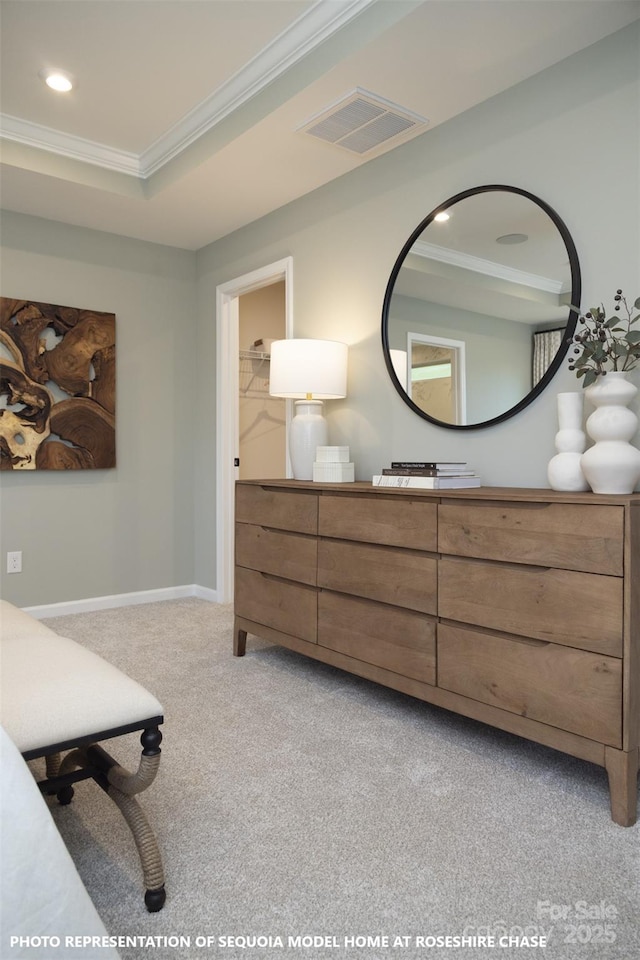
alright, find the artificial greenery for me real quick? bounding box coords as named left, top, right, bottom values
left=568, top=289, right=640, bottom=387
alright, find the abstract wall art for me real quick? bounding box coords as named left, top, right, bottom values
left=0, top=298, right=116, bottom=470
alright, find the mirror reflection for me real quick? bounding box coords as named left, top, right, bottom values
left=382, top=185, right=581, bottom=429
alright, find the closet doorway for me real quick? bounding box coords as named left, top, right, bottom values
left=216, top=257, right=293, bottom=602
left=238, top=282, right=286, bottom=479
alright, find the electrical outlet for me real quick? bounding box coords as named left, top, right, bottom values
left=7, top=551, right=22, bottom=574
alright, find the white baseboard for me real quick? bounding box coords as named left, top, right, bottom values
left=193, top=584, right=219, bottom=603
left=23, top=585, right=222, bottom=619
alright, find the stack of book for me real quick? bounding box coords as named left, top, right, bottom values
left=372, top=461, right=481, bottom=489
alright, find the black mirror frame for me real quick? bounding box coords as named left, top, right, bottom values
left=381, top=184, right=582, bottom=430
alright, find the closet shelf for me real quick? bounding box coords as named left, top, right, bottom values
left=239, top=350, right=271, bottom=393
left=239, top=350, right=270, bottom=361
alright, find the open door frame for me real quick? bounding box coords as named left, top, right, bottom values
left=216, top=257, right=293, bottom=603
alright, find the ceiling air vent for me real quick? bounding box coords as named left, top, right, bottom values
left=298, top=88, right=428, bottom=156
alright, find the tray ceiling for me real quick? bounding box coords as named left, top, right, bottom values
left=1, top=0, right=638, bottom=250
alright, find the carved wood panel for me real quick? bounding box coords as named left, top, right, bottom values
left=0, top=298, right=115, bottom=469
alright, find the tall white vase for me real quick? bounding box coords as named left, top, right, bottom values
left=581, top=372, right=640, bottom=494
left=547, top=392, right=589, bottom=491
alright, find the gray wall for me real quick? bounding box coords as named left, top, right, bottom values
left=0, top=215, right=197, bottom=606
left=1, top=23, right=638, bottom=606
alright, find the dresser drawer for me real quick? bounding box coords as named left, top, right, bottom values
left=236, top=523, right=317, bottom=586
left=438, top=623, right=622, bottom=746
left=438, top=500, right=623, bottom=575
left=318, top=540, right=437, bottom=614
left=318, top=591, right=436, bottom=684
left=236, top=483, right=317, bottom=534
left=319, top=495, right=437, bottom=551
left=439, top=557, right=622, bottom=656
left=234, top=566, right=317, bottom=643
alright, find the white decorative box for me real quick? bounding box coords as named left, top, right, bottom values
left=315, top=446, right=350, bottom=463
left=313, top=461, right=355, bottom=483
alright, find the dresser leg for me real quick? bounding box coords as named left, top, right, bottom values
left=604, top=746, right=639, bottom=826
left=234, top=624, right=247, bottom=657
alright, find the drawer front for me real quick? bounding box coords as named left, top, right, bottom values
left=234, top=566, right=317, bottom=643
left=318, top=540, right=437, bottom=614
left=236, top=483, right=317, bottom=534
left=439, top=557, right=623, bottom=656
left=438, top=623, right=622, bottom=747
left=236, top=523, right=317, bottom=586
left=438, top=500, right=623, bottom=576
left=319, top=495, right=437, bottom=551
left=318, top=591, right=436, bottom=685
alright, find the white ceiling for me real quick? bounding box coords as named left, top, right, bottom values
left=1, top=0, right=638, bottom=251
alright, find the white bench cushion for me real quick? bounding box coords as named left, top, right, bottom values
left=1, top=600, right=60, bottom=641
left=0, top=601, right=163, bottom=755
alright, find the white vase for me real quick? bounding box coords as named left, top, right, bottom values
left=547, top=392, right=589, bottom=491
left=580, top=372, right=640, bottom=494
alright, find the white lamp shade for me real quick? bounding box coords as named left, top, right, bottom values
left=269, top=339, right=347, bottom=399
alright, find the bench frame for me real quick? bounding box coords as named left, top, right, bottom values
left=26, top=718, right=166, bottom=912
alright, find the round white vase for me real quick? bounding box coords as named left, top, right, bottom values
left=580, top=372, right=640, bottom=494
left=547, top=392, right=589, bottom=491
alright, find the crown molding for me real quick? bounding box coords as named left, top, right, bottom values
left=141, top=0, right=377, bottom=176
left=0, top=114, right=141, bottom=176
left=0, top=0, right=376, bottom=181
left=413, top=240, right=564, bottom=295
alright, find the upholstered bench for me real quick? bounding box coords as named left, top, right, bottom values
left=0, top=599, right=166, bottom=912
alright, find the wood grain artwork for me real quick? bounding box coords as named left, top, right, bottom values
left=0, top=298, right=115, bottom=469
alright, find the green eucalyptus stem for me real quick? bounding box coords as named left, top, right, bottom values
left=568, top=289, right=640, bottom=388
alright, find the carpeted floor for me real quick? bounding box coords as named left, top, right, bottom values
left=36, top=598, right=639, bottom=960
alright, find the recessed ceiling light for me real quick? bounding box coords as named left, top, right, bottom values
left=40, top=69, right=74, bottom=93
left=496, top=233, right=528, bottom=244
left=434, top=211, right=450, bottom=222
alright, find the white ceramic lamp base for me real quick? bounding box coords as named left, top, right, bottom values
left=289, top=400, right=327, bottom=480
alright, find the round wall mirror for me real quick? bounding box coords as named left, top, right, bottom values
left=381, top=184, right=581, bottom=429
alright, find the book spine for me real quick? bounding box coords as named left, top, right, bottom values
left=382, top=468, right=476, bottom=476
left=372, top=475, right=437, bottom=489
left=381, top=468, right=439, bottom=476
left=390, top=461, right=466, bottom=469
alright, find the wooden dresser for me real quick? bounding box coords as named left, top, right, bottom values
left=234, top=480, right=640, bottom=826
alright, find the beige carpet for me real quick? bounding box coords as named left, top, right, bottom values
left=35, top=598, right=639, bottom=960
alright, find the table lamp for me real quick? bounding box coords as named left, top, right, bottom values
left=269, top=338, right=348, bottom=480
